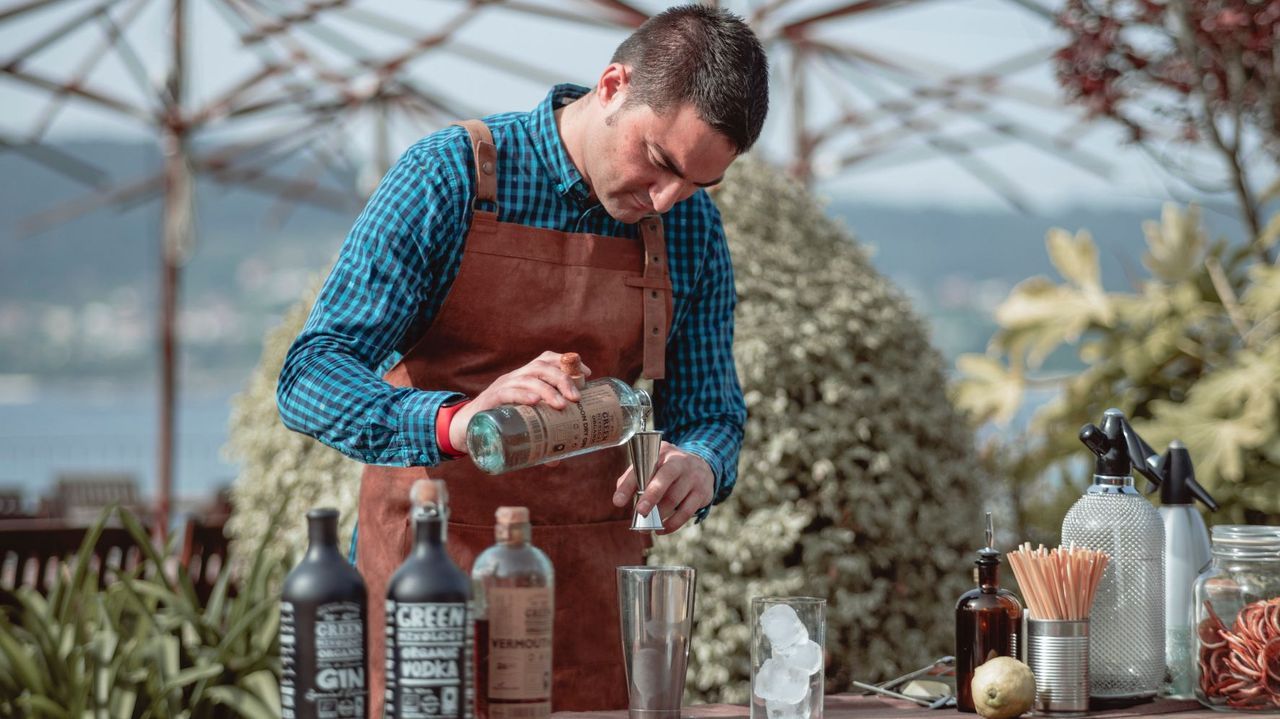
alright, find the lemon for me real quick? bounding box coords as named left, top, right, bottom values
left=971, top=656, right=1035, bottom=719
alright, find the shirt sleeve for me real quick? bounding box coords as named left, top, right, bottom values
left=654, top=201, right=746, bottom=521
left=276, top=142, right=469, bottom=466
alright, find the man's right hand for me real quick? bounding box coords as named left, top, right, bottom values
left=448, top=351, right=591, bottom=453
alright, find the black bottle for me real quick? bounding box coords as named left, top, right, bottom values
left=955, top=513, right=1023, bottom=713
left=386, top=480, right=474, bottom=719
left=281, top=508, right=369, bottom=719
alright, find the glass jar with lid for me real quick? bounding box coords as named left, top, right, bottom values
left=1192, top=525, right=1280, bottom=712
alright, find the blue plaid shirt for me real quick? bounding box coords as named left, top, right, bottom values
left=278, top=84, right=745, bottom=512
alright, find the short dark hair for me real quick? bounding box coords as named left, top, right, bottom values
left=611, top=5, right=769, bottom=154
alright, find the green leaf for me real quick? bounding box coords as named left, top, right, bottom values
left=161, top=662, right=225, bottom=693
left=109, top=689, right=136, bottom=719
left=17, top=694, right=69, bottom=719
left=951, top=354, right=1024, bottom=425
left=0, top=618, right=45, bottom=693
left=1243, top=261, right=1280, bottom=324
left=202, top=563, right=234, bottom=624
left=204, top=685, right=277, bottom=719
left=216, top=598, right=277, bottom=659
left=241, top=669, right=281, bottom=715
left=116, top=509, right=174, bottom=592
left=993, top=277, right=1110, bottom=366
left=53, top=506, right=114, bottom=625
left=252, top=600, right=280, bottom=656
left=1047, top=227, right=1102, bottom=290
left=1142, top=203, right=1205, bottom=282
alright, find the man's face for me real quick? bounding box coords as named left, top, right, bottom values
left=583, top=86, right=738, bottom=224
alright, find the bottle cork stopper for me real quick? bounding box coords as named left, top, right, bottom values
left=495, top=506, right=530, bottom=525
left=559, top=352, right=586, bottom=389
left=409, top=479, right=447, bottom=508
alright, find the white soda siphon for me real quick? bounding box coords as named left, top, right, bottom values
left=466, top=353, right=651, bottom=474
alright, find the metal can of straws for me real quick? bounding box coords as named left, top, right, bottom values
left=1027, top=617, right=1089, bottom=713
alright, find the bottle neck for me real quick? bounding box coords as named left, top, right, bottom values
left=496, top=521, right=531, bottom=546
left=306, top=512, right=339, bottom=557
left=1211, top=525, right=1280, bottom=560
left=977, top=562, right=1000, bottom=593
left=1088, top=474, right=1139, bottom=495
left=412, top=511, right=446, bottom=555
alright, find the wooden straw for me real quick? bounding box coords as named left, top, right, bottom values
left=1007, top=543, right=1110, bottom=621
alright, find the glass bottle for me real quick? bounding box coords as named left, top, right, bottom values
left=471, top=507, right=554, bottom=719
left=466, top=353, right=651, bottom=474
left=281, top=508, right=368, bottom=719
left=955, top=513, right=1023, bottom=713
left=1063, top=409, right=1165, bottom=700
left=1192, top=525, right=1280, bottom=712
left=386, top=480, right=473, bottom=719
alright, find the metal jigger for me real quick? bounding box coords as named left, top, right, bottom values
left=627, top=430, right=664, bottom=531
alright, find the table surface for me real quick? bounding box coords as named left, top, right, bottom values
left=556, top=695, right=1226, bottom=719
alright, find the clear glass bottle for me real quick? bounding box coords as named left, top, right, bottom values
left=281, top=508, right=368, bottom=719
left=466, top=353, right=651, bottom=474
left=955, top=514, right=1023, bottom=713
left=471, top=507, right=554, bottom=719
left=386, top=480, right=473, bottom=719
left=1192, top=525, right=1280, bottom=713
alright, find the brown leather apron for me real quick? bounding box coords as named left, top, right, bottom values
left=357, top=119, right=673, bottom=718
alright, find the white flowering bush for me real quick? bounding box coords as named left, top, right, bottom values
left=223, top=283, right=362, bottom=568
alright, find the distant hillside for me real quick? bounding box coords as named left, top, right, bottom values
left=0, top=141, right=353, bottom=306
left=833, top=200, right=1244, bottom=290
left=0, top=140, right=1247, bottom=381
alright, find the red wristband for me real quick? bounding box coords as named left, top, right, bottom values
left=435, top=399, right=471, bottom=459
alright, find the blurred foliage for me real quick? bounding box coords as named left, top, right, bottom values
left=649, top=158, right=985, bottom=702
left=1056, top=0, right=1278, bottom=246
left=956, top=0, right=1280, bottom=543
left=224, top=284, right=362, bottom=571
left=953, top=200, right=1280, bottom=539
left=227, top=158, right=986, bottom=702
left=0, top=507, right=284, bottom=718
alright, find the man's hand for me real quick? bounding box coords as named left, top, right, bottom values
left=449, top=351, right=591, bottom=452
left=612, top=443, right=714, bottom=533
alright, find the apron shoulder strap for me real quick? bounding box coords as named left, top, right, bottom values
left=638, top=216, right=669, bottom=380
left=454, top=119, right=499, bottom=213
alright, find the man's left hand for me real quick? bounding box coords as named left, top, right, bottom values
left=612, top=442, right=714, bottom=534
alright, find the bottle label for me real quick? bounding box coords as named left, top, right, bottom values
left=281, top=600, right=366, bottom=719
left=511, top=383, right=623, bottom=466
left=387, top=600, right=471, bottom=719
left=281, top=601, right=297, bottom=718
left=486, top=587, right=553, bottom=704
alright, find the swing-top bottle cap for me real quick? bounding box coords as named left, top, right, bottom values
left=560, top=353, right=586, bottom=389
left=496, top=506, right=530, bottom=525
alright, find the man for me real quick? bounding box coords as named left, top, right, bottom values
left=277, top=5, right=767, bottom=714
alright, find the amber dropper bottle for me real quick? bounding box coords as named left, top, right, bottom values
left=955, top=513, right=1023, bottom=713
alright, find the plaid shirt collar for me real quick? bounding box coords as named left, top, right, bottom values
left=524, top=83, right=594, bottom=205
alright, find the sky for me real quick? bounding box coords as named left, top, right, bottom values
left=0, top=0, right=1188, bottom=211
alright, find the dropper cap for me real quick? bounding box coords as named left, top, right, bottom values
left=975, top=511, right=1000, bottom=568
